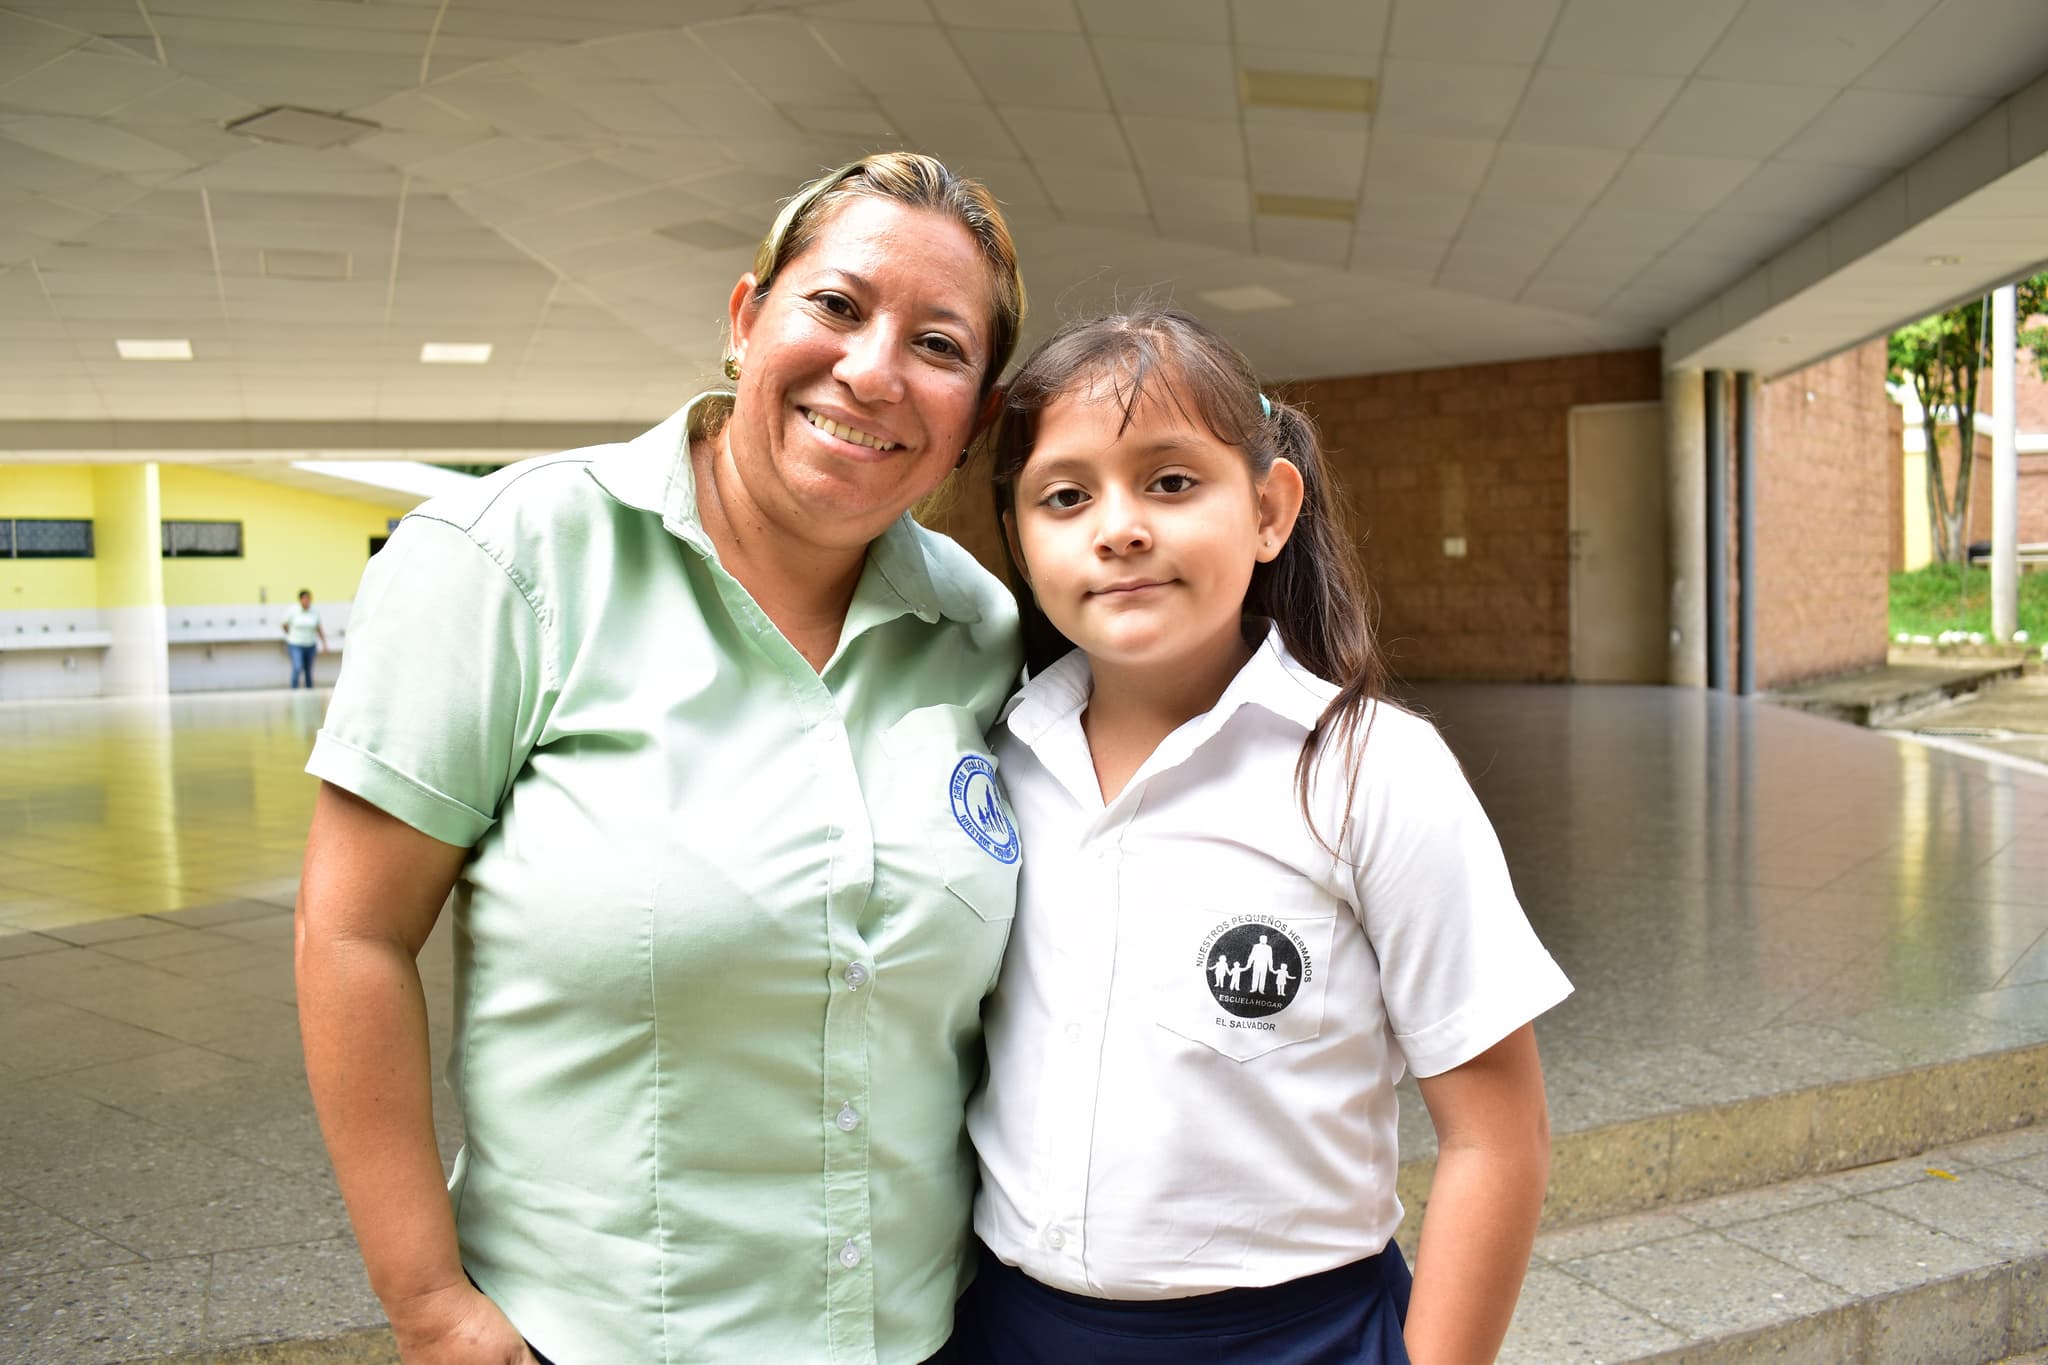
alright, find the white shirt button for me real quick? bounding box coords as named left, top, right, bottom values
left=1045, top=1227, right=1066, bottom=1250
left=844, top=962, right=869, bottom=990
left=836, top=1102, right=861, bottom=1132
left=838, top=1239, right=862, bottom=1268
left=1063, top=1023, right=1082, bottom=1044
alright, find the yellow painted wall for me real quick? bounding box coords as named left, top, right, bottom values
left=158, top=465, right=405, bottom=607
left=0, top=464, right=103, bottom=610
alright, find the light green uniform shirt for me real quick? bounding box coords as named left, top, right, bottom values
left=308, top=397, right=1022, bottom=1364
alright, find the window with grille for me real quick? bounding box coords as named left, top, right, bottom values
left=161, top=520, right=244, bottom=557
left=3, top=519, right=94, bottom=558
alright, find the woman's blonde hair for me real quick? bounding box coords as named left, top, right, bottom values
left=735, top=152, right=1025, bottom=395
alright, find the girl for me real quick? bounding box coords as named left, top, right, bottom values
left=958, top=308, right=1572, bottom=1363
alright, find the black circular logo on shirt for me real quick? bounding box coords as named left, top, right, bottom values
left=1200, top=919, right=1307, bottom=1019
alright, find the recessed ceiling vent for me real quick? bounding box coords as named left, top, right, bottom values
left=1240, top=70, right=1378, bottom=115
left=262, top=249, right=352, bottom=281
left=1254, top=193, right=1357, bottom=222
left=226, top=106, right=379, bottom=149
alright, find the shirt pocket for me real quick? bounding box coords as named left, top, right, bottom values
left=880, top=704, right=1020, bottom=923
left=1156, top=885, right=1337, bottom=1063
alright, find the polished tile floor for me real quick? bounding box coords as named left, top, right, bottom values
left=0, top=684, right=2044, bottom=1362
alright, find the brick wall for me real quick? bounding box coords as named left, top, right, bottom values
left=924, top=348, right=1663, bottom=683
left=1750, top=339, right=1897, bottom=689
left=1286, top=350, right=1663, bottom=681
left=2016, top=323, right=2048, bottom=431
left=924, top=341, right=1896, bottom=689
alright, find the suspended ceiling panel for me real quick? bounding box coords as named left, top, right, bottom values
left=0, top=0, right=2043, bottom=430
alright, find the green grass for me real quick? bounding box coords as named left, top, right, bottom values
left=1889, top=564, right=2048, bottom=639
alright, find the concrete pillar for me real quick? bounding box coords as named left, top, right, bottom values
left=1735, top=371, right=1757, bottom=695
left=91, top=463, right=168, bottom=696
left=1705, top=370, right=1729, bottom=691
left=1664, top=368, right=1706, bottom=687
left=1992, top=284, right=2018, bottom=640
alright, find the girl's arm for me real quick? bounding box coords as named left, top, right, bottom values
left=1404, top=1024, right=1552, bottom=1364
left=296, top=783, right=536, bottom=1365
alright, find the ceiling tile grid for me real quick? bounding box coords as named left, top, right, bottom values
left=0, top=0, right=2042, bottom=422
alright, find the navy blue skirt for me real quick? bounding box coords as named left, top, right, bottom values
left=947, top=1241, right=1412, bottom=1364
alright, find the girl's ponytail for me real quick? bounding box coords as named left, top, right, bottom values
left=1247, top=396, right=1386, bottom=837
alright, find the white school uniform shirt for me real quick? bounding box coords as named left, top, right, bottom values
left=968, top=625, right=1572, bottom=1299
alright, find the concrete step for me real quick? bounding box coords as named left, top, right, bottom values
left=1495, top=1124, right=2048, bottom=1364
left=1397, top=1041, right=2048, bottom=1233
left=1769, top=659, right=2025, bottom=728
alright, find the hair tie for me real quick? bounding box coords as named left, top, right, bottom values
left=1259, top=393, right=1272, bottom=419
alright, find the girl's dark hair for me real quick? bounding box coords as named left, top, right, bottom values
left=990, top=306, right=1387, bottom=835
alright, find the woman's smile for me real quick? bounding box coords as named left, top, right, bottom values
left=798, top=404, right=903, bottom=454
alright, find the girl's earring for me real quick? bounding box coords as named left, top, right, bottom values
left=723, top=355, right=741, bottom=382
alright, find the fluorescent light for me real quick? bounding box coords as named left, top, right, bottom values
left=420, top=343, right=493, bottom=364
left=116, top=339, right=192, bottom=360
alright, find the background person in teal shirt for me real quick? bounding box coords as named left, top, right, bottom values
left=295, top=153, right=1026, bottom=1364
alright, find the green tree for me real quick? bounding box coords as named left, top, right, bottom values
left=1887, top=272, right=2048, bottom=565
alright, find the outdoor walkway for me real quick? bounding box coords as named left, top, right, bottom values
left=0, top=685, right=2044, bottom=1363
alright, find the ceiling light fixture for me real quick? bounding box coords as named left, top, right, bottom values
left=1926, top=254, right=1963, bottom=267
left=225, top=106, right=380, bottom=149
left=115, top=339, right=193, bottom=360
left=420, top=343, right=493, bottom=364
left=1240, top=69, right=1378, bottom=115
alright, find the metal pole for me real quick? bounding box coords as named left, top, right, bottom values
left=1992, top=284, right=2018, bottom=640
left=1736, top=371, right=1757, bottom=695
left=1704, top=370, right=1728, bottom=690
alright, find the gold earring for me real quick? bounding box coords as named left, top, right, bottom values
left=723, top=355, right=740, bottom=382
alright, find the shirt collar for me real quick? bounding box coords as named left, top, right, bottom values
left=587, top=392, right=982, bottom=626
left=1001, top=620, right=1335, bottom=748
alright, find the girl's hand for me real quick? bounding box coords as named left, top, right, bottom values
left=386, top=1280, right=539, bottom=1364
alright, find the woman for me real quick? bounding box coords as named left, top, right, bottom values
left=295, top=153, right=1026, bottom=1365
left=281, top=588, right=326, bottom=688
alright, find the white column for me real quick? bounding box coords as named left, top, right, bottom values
left=1991, top=284, right=2018, bottom=641
left=92, top=463, right=169, bottom=696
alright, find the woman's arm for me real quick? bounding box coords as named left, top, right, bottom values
left=1403, top=1024, right=1551, bottom=1364
left=296, top=782, right=535, bottom=1364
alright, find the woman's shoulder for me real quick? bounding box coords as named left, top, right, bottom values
left=403, top=450, right=616, bottom=546
left=901, top=518, right=1019, bottom=631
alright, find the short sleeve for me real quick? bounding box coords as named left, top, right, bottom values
left=1344, top=713, right=1571, bottom=1078
left=308, top=515, right=553, bottom=848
